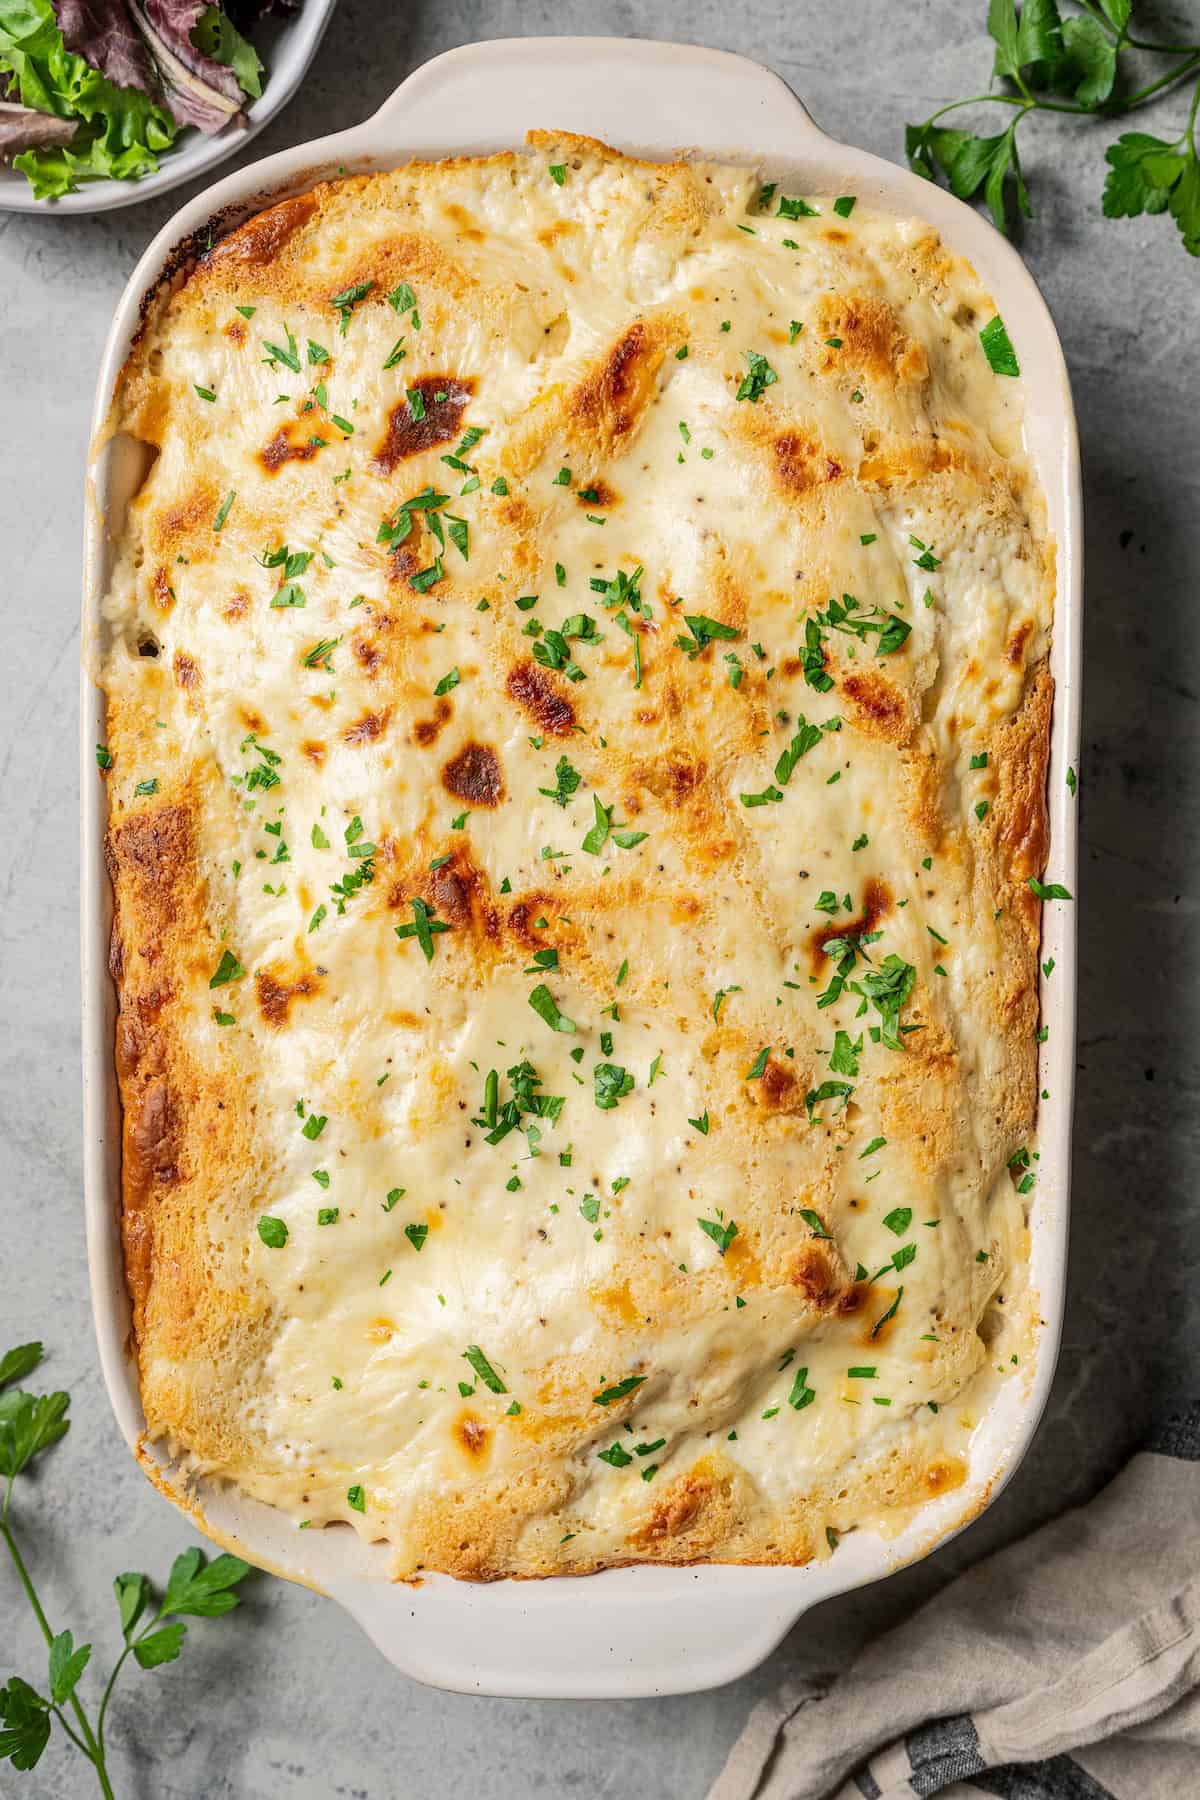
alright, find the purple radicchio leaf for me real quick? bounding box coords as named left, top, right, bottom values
left=52, top=0, right=157, bottom=96
left=0, top=99, right=78, bottom=162
left=129, top=0, right=245, bottom=133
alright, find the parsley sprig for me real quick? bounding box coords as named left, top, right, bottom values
left=1, top=1343, right=251, bottom=1794
left=906, top=0, right=1200, bottom=256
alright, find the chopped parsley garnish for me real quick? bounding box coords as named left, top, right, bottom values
left=809, top=592, right=911, bottom=668
left=330, top=278, right=375, bottom=333
left=1028, top=876, right=1073, bottom=900
left=472, top=1061, right=565, bottom=1149
left=394, top=896, right=451, bottom=962
left=736, top=350, right=778, bottom=403
left=581, top=793, right=646, bottom=855
left=302, top=637, right=339, bottom=670
left=739, top=717, right=823, bottom=806
left=208, top=949, right=244, bottom=989
left=805, top=1080, right=854, bottom=1122
left=871, top=1287, right=903, bottom=1337
left=593, top=1375, right=646, bottom=1406
left=594, top=1063, right=634, bottom=1110
left=257, top=1216, right=287, bottom=1249
left=698, top=1215, right=738, bottom=1255
left=534, top=614, right=602, bottom=682
left=861, top=955, right=917, bottom=1050
left=787, top=1366, right=816, bottom=1410
left=463, top=1345, right=507, bottom=1394
left=528, top=984, right=576, bottom=1034
left=777, top=193, right=819, bottom=219
left=980, top=314, right=1020, bottom=377
left=539, top=755, right=581, bottom=808
left=263, top=326, right=299, bottom=372
left=676, top=613, right=738, bottom=659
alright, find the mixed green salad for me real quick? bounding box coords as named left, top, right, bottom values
left=0, top=0, right=296, bottom=199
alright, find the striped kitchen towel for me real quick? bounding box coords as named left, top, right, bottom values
left=709, top=1406, right=1200, bottom=1800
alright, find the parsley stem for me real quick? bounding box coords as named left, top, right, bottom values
left=95, top=1642, right=133, bottom=1761
left=1119, top=51, right=1200, bottom=109
left=1075, top=0, right=1119, bottom=39
left=49, top=1707, right=94, bottom=1759
left=922, top=93, right=1028, bottom=123
left=1125, top=35, right=1200, bottom=57
left=0, top=1510, right=115, bottom=1797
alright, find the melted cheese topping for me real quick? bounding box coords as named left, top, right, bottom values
left=100, top=134, right=1052, bottom=1579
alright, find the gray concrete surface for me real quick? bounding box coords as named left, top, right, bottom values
left=2, top=1, right=1198, bottom=1795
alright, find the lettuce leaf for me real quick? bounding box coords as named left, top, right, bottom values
left=0, top=93, right=76, bottom=153
left=0, top=0, right=176, bottom=196
left=55, top=0, right=155, bottom=93
left=133, top=0, right=245, bottom=130
left=191, top=2, right=260, bottom=99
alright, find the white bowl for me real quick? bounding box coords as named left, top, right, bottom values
left=82, top=36, right=1082, bottom=1698
left=0, top=0, right=337, bottom=215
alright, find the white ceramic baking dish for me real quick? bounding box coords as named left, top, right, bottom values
left=81, top=36, right=1081, bottom=1699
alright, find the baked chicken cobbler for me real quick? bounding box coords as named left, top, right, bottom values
left=99, top=132, right=1053, bottom=1579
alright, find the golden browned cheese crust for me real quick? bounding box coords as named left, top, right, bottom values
left=100, top=133, right=1053, bottom=1579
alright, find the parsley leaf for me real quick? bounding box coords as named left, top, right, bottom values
left=1104, top=133, right=1200, bottom=254
left=528, top=983, right=577, bottom=1034
left=0, top=1388, right=69, bottom=1479
left=698, top=1215, right=738, bottom=1255
left=594, top=1063, right=634, bottom=1110
left=463, top=1345, right=507, bottom=1393
left=539, top=755, right=581, bottom=808
left=593, top=1375, right=646, bottom=1405
left=395, top=896, right=452, bottom=961
left=980, top=314, right=1021, bottom=376
left=736, top=350, right=778, bottom=403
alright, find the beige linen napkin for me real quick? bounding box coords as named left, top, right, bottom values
left=708, top=1407, right=1200, bottom=1800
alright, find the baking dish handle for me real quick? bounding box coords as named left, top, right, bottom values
left=332, top=1566, right=810, bottom=1699
left=363, top=36, right=830, bottom=163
